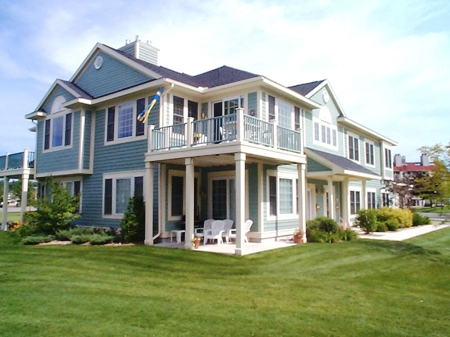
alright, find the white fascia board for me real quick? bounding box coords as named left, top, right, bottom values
left=305, top=79, right=347, bottom=117
left=70, top=43, right=162, bottom=82
left=32, top=79, right=84, bottom=114
left=341, top=170, right=381, bottom=181
left=25, top=111, right=47, bottom=120
left=262, top=77, right=321, bottom=109
left=337, top=116, right=398, bottom=145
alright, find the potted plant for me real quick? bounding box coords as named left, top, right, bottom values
left=293, top=229, right=303, bottom=244
left=192, top=236, right=201, bottom=249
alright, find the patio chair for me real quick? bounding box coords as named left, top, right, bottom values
left=228, top=219, right=253, bottom=243
left=203, top=220, right=225, bottom=245
left=222, top=219, right=235, bottom=243
left=194, top=219, right=214, bottom=242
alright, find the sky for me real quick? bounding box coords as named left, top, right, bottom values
left=0, top=0, right=449, bottom=162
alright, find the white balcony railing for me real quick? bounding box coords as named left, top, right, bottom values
left=148, top=108, right=303, bottom=154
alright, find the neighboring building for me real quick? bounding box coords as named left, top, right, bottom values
left=25, top=37, right=397, bottom=254
left=393, top=154, right=435, bottom=207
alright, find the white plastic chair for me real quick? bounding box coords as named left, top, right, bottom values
left=228, top=219, right=253, bottom=243
left=203, top=220, right=225, bottom=245
left=222, top=219, right=235, bottom=243
left=194, top=219, right=214, bottom=241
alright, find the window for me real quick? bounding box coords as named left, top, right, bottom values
left=385, top=148, right=392, bottom=168
left=350, top=191, right=360, bottom=214
left=104, top=174, right=144, bottom=216
left=106, top=98, right=146, bottom=143
left=279, top=178, right=293, bottom=214
left=366, top=142, right=374, bottom=165
left=294, top=107, right=301, bottom=130
left=173, top=96, right=184, bottom=124
left=269, top=176, right=277, bottom=216
left=348, top=135, right=359, bottom=161
left=312, top=117, right=337, bottom=148
left=171, top=176, right=184, bottom=217
left=268, top=95, right=275, bottom=120
left=367, top=191, right=376, bottom=209
left=44, top=112, right=72, bottom=150
left=268, top=173, right=298, bottom=218
left=382, top=192, right=390, bottom=207
left=278, top=99, right=292, bottom=128
left=314, top=122, right=320, bottom=141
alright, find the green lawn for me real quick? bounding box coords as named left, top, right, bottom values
left=1, top=230, right=450, bottom=337
left=0, top=211, right=21, bottom=222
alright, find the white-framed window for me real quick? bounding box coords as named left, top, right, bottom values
left=312, top=117, right=337, bottom=148
left=367, top=191, right=376, bottom=209
left=348, top=133, right=360, bottom=161
left=44, top=95, right=72, bottom=151
left=350, top=190, right=361, bottom=214
left=382, top=192, right=390, bottom=207
left=267, top=170, right=298, bottom=219
left=385, top=148, right=392, bottom=169
left=106, top=98, right=146, bottom=143
left=365, top=141, right=375, bottom=166
left=103, top=171, right=144, bottom=218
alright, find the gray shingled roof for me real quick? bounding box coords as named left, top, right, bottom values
left=113, top=47, right=260, bottom=89
left=307, top=148, right=379, bottom=177
left=289, top=80, right=324, bottom=96
left=60, top=80, right=93, bottom=99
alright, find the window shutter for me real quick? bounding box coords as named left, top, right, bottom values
left=107, top=107, right=115, bottom=142
left=65, top=113, right=72, bottom=146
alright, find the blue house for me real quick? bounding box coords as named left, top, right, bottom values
left=25, top=37, right=396, bottom=254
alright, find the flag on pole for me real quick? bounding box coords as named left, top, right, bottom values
left=137, top=87, right=163, bottom=124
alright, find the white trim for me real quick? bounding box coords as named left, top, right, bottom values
left=312, top=116, right=338, bottom=149
left=42, top=109, right=74, bottom=153
left=338, top=116, right=397, bottom=145
left=102, top=170, right=145, bottom=219
left=266, top=169, right=299, bottom=221
left=364, top=139, right=376, bottom=168
left=167, top=169, right=201, bottom=221
left=346, top=131, right=361, bottom=164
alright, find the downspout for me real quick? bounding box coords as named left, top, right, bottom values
left=152, top=82, right=175, bottom=242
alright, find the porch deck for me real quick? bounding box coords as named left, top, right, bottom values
left=155, top=238, right=298, bottom=255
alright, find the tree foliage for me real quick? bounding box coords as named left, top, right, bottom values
left=414, top=159, right=450, bottom=204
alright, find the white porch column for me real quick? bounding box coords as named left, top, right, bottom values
left=342, top=178, right=350, bottom=228
left=235, top=152, right=246, bottom=255
left=184, top=158, right=195, bottom=249
left=297, top=163, right=307, bottom=243
left=2, top=177, right=10, bottom=231
left=20, top=149, right=29, bottom=222
left=144, top=162, right=154, bottom=245
left=327, top=176, right=335, bottom=220
left=362, top=180, right=367, bottom=210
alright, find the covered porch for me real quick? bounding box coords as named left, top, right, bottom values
left=143, top=109, right=308, bottom=255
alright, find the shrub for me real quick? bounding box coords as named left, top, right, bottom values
left=385, top=219, right=399, bottom=231
left=71, top=234, right=92, bottom=245
left=412, top=212, right=431, bottom=226
left=14, top=223, right=39, bottom=238
left=89, top=234, right=115, bottom=245
left=338, top=228, right=358, bottom=241
left=376, top=207, right=412, bottom=229
left=120, top=195, right=145, bottom=243
left=376, top=221, right=388, bottom=232
left=55, top=229, right=73, bottom=241
left=26, top=178, right=80, bottom=234
left=22, top=235, right=55, bottom=245
left=356, top=209, right=378, bottom=234
left=306, top=217, right=346, bottom=243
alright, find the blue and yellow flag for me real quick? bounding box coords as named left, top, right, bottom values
left=137, top=87, right=163, bottom=124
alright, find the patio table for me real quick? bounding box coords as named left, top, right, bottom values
left=170, top=230, right=186, bottom=243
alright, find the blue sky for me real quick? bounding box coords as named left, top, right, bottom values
left=1, top=0, right=449, bottom=161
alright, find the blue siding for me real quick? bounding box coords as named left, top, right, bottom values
left=77, top=106, right=159, bottom=228
left=42, top=86, right=75, bottom=113
left=36, top=111, right=81, bottom=174
left=74, top=51, right=153, bottom=99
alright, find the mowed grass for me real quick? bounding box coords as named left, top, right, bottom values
left=0, top=211, right=21, bottom=222
left=0, top=230, right=450, bottom=337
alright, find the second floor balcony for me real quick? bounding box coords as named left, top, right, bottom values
left=147, top=109, right=305, bottom=166
left=0, top=150, right=35, bottom=178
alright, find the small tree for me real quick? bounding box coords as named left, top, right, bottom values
left=26, top=179, right=80, bottom=234
left=120, top=195, right=145, bottom=243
